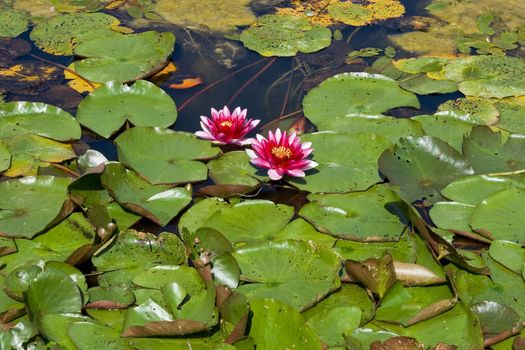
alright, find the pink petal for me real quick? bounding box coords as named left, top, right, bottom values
left=222, top=106, right=231, bottom=117
left=268, top=169, right=283, bottom=180
left=286, top=169, right=305, bottom=177
left=251, top=158, right=271, bottom=168
left=238, top=138, right=253, bottom=146
left=195, top=130, right=217, bottom=141
left=304, top=160, right=318, bottom=169
left=275, top=128, right=282, bottom=143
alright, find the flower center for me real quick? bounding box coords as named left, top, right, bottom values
left=219, top=121, right=233, bottom=128
left=271, top=146, right=292, bottom=159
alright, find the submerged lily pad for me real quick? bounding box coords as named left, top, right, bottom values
left=0, top=5, right=29, bottom=39
left=116, top=127, right=220, bottom=185
left=30, top=12, right=122, bottom=55
left=73, top=31, right=175, bottom=83
left=379, top=136, right=473, bottom=204
left=0, top=176, right=71, bottom=238
left=288, top=132, right=391, bottom=193
left=76, top=80, right=177, bottom=138
left=240, top=14, right=331, bottom=57
left=444, top=55, right=525, bottom=98
left=303, top=72, right=420, bottom=125
left=234, top=240, right=341, bottom=310
left=100, top=162, right=192, bottom=226
left=155, top=0, right=255, bottom=32
left=299, top=184, right=408, bottom=242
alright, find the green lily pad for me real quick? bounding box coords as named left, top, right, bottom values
left=0, top=5, right=29, bottom=39
left=303, top=72, right=419, bottom=125
left=463, top=126, right=525, bottom=174
left=178, top=197, right=230, bottom=236
left=249, top=298, right=322, bottom=349
left=412, top=113, right=474, bottom=152
left=437, top=98, right=499, bottom=125
left=100, top=162, right=192, bottom=225
left=299, top=184, right=408, bottom=242
left=488, top=240, right=525, bottom=274
left=327, top=0, right=405, bottom=26
left=393, top=57, right=450, bottom=74
left=275, top=218, right=336, bottom=247
left=0, top=139, right=11, bottom=172
left=2, top=133, right=76, bottom=177
left=441, top=174, right=525, bottom=205
left=470, top=187, right=525, bottom=243
left=288, top=131, right=391, bottom=193
left=233, top=240, right=341, bottom=310
left=76, top=80, right=177, bottom=138
left=334, top=232, right=417, bottom=262
left=240, top=14, right=331, bottom=57
left=444, top=55, right=525, bottom=98
left=471, top=301, right=521, bottom=338
left=375, top=283, right=455, bottom=326
left=155, top=0, right=255, bottom=32
left=203, top=200, right=293, bottom=245
left=68, top=322, right=136, bottom=350
left=0, top=175, right=71, bottom=238
left=207, top=151, right=268, bottom=186
left=316, top=114, right=424, bottom=144
left=92, top=229, right=186, bottom=288
left=0, top=102, right=80, bottom=140
left=40, top=313, right=90, bottom=350
left=429, top=202, right=476, bottom=234
left=494, top=99, right=525, bottom=134
left=399, top=74, right=458, bottom=95
left=87, top=285, right=135, bottom=309
left=378, top=136, right=473, bottom=204
left=116, top=127, right=220, bottom=185
left=0, top=316, right=40, bottom=350
left=73, top=31, right=175, bottom=83
left=30, top=12, right=122, bottom=55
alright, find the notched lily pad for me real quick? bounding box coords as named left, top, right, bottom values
left=76, top=80, right=177, bottom=138
left=240, top=14, right=331, bottom=57
left=116, top=127, right=220, bottom=185
left=303, top=72, right=420, bottom=125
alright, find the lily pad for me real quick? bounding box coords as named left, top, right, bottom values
left=288, top=131, right=391, bottom=193
left=299, top=184, right=408, bottom=242
left=178, top=197, right=230, bottom=236
left=155, top=0, right=255, bottom=32
left=2, top=133, right=76, bottom=177
left=0, top=5, right=29, bottom=39
left=30, top=12, right=122, bottom=55
left=249, top=298, right=321, bottom=349
left=327, top=0, right=405, bottom=26
left=412, top=113, right=474, bottom=152
left=116, top=127, right=220, bottom=185
left=233, top=240, right=341, bottom=310
left=207, top=151, right=268, bottom=186
left=76, top=80, right=177, bottom=138
left=203, top=200, right=294, bottom=245
left=494, top=99, right=525, bottom=134
left=68, top=322, right=136, bottom=350
left=0, top=101, right=80, bottom=140
left=378, top=136, right=474, bottom=204
left=0, top=140, right=11, bottom=172
left=316, top=114, right=424, bottom=144
left=444, top=55, right=525, bottom=98
left=303, top=72, right=420, bottom=125
left=240, top=14, right=331, bottom=57
left=0, top=176, right=71, bottom=238
left=470, top=187, right=525, bottom=244
left=437, top=98, right=499, bottom=125
left=100, top=162, right=192, bottom=226
left=488, top=240, right=525, bottom=274
left=463, top=126, right=525, bottom=174
left=334, top=232, right=417, bottom=262
left=73, top=31, right=175, bottom=83
left=399, top=74, right=458, bottom=95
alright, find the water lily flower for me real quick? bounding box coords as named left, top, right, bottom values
left=246, top=128, right=318, bottom=180
left=195, top=106, right=260, bottom=145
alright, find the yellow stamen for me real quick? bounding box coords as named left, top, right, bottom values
left=271, top=146, right=292, bottom=159
left=220, top=121, right=233, bottom=127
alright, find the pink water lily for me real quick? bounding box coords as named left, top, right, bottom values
left=195, top=106, right=260, bottom=145
left=246, top=128, right=318, bottom=180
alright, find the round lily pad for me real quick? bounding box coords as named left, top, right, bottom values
left=207, top=151, right=268, bottom=186
left=116, top=127, right=220, bottom=185
left=288, top=131, right=391, bottom=193
left=0, top=176, right=71, bottom=238
left=378, top=136, right=474, bottom=204
left=470, top=187, right=525, bottom=244
left=0, top=6, right=29, bottom=39
left=303, top=72, right=420, bottom=125
left=73, top=31, right=175, bottom=83
left=0, top=102, right=80, bottom=141
left=234, top=240, right=342, bottom=310
left=316, top=114, right=424, bottom=144
left=100, top=162, right=192, bottom=226
left=0, top=140, right=11, bottom=172
left=30, top=12, right=122, bottom=55
left=76, top=80, right=177, bottom=138
left=240, top=14, right=331, bottom=57
left=412, top=113, right=474, bottom=152
left=437, top=98, right=499, bottom=125
left=299, top=184, right=408, bottom=242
